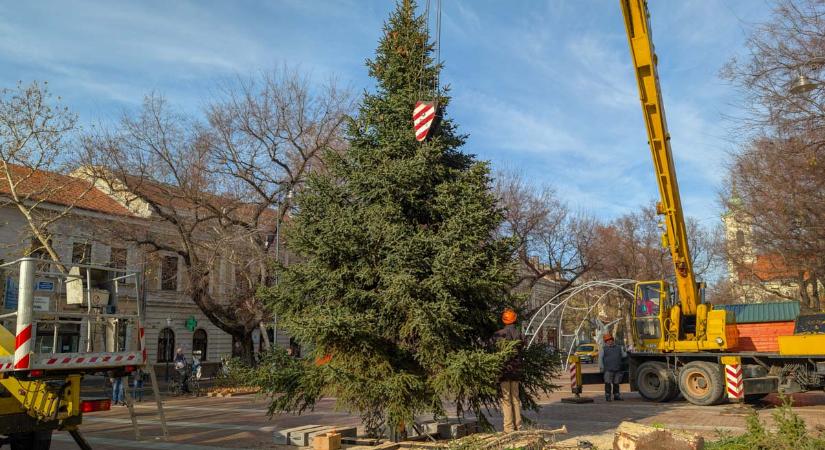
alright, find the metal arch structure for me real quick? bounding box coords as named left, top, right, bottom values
left=524, top=280, right=637, bottom=363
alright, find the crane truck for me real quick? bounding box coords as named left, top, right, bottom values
left=608, top=0, right=825, bottom=405
left=0, top=257, right=146, bottom=449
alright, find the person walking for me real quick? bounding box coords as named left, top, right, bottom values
left=110, top=371, right=125, bottom=406
left=174, top=347, right=191, bottom=393
left=131, top=368, right=144, bottom=402
left=494, top=308, right=523, bottom=432
left=598, top=333, right=627, bottom=401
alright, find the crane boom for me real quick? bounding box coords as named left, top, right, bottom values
left=620, top=0, right=699, bottom=316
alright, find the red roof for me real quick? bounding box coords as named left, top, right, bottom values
left=738, top=253, right=801, bottom=282
left=0, top=164, right=133, bottom=216
left=117, top=174, right=280, bottom=226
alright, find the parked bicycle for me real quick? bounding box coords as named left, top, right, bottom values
left=167, top=350, right=204, bottom=397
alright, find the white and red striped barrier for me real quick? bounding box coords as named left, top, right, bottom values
left=725, top=364, right=744, bottom=400
left=0, top=351, right=141, bottom=373
left=0, top=358, right=14, bottom=371
left=14, top=324, right=32, bottom=369
left=568, top=361, right=577, bottom=391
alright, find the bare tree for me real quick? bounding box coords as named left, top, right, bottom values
left=722, top=0, right=825, bottom=310
left=586, top=204, right=721, bottom=284
left=0, top=81, right=81, bottom=272
left=494, top=169, right=598, bottom=297
left=81, top=70, right=350, bottom=363
left=722, top=137, right=824, bottom=309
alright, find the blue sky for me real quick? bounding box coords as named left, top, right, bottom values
left=0, top=0, right=775, bottom=222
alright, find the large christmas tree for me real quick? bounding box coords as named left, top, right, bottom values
left=252, top=0, right=557, bottom=434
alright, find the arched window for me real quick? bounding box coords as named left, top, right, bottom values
left=735, top=230, right=745, bottom=248
left=157, top=328, right=175, bottom=362
left=192, top=329, right=207, bottom=360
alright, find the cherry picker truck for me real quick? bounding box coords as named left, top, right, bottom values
left=0, top=257, right=147, bottom=449
left=568, top=0, right=825, bottom=406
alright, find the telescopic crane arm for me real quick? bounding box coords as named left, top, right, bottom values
left=620, top=0, right=700, bottom=316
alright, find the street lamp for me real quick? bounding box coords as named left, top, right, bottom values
left=789, top=56, right=825, bottom=95
left=790, top=74, right=818, bottom=95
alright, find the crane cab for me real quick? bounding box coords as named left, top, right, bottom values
left=633, top=280, right=734, bottom=353
left=633, top=281, right=667, bottom=352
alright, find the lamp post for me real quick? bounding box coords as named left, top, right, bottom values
left=270, top=189, right=291, bottom=349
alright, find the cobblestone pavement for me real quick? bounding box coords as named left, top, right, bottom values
left=51, top=383, right=825, bottom=449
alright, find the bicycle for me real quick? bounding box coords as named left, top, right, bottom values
left=167, top=377, right=183, bottom=396
left=167, top=365, right=201, bottom=397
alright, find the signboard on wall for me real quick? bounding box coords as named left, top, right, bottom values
left=36, top=280, right=54, bottom=292
left=33, top=296, right=50, bottom=312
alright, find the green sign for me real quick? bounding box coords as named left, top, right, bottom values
left=185, top=316, right=198, bottom=332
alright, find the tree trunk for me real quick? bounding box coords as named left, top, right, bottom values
left=235, top=331, right=256, bottom=366
left=810, top=272, right=821, bottom=311
left=799, top=271, right=813, bottom=312
left=258, top=321, right=271, bottom=351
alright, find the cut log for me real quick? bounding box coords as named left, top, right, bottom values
left=613, top=422, right=703, bottom=450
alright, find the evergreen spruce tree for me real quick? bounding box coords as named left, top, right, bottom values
left=251, top=0, right=558, bottom=435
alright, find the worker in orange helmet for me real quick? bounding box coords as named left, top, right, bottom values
left=494, top=308, right=524, bottom=432
left=598, top=333, right=627, bottom=401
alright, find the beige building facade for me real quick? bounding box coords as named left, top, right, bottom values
left=0, top=166, right=288, bottom=375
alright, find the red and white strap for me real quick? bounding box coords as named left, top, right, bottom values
left=413, top=101, right=436, bottom=142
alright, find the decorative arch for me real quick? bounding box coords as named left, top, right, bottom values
left=524, top=279, right=637, bottom=362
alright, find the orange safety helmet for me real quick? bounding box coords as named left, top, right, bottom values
left=315, top=353, right=332, bottom=366
left=603, top=333, right=614, bottom=342
left=502, top=308, right=517, bottom=325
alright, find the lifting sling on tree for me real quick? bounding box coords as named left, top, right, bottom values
left=412, top=0, right=442, bottom=142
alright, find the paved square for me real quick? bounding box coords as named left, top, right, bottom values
left=51, top=384, right=825, bottom=449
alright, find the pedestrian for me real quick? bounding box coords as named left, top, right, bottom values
left=494, top=308, right=524, bottom=433
left=174, top=347, right=191, bottom=393
left=131, top=367, right=144, bottom=402
left=109, top=371, right=125, bottom=406
left=598, top=333, right=627, bottom=401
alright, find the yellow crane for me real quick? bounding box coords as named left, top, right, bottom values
left=620, top=0, right=732, bottom=353
left=564, top=0, right=825, bottom=407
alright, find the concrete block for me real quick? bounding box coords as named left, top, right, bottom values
left=613, top=421, right=704, bottom=450
left=443, top=419, right=477, bottom=439
left=292, top=426, right=333, bottom=446
left=443, top=423, right=466, bottom=439
left=272, top=424, right=322, bottom=445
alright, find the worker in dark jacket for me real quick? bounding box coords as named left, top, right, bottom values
left=494, top=308, right=523, bottom=432
left=598, top=333, right=627, bottom=401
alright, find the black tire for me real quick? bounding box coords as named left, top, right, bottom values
left=636, top=361, right=677, bottom=402
left=678, top=361, right=725, bottom=406
left=10, top=430, right=52, bottom=450
left=665, top=378, right=681, bottom=402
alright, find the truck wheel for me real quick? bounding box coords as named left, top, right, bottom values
left=636, top=361, right=677, bottom=402
left=10, top=430, right=52, bottom=450
left=679, top=361, right=725, bottom=406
